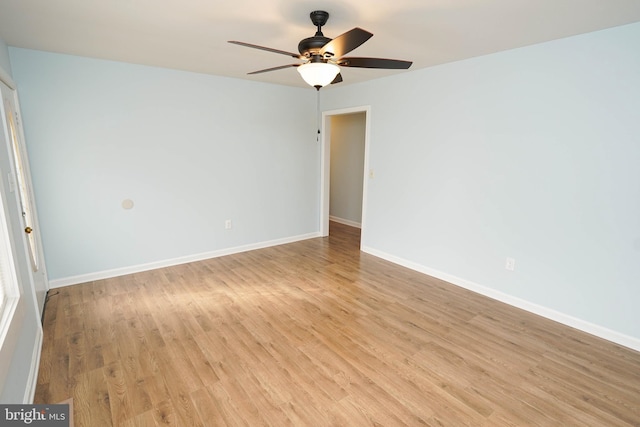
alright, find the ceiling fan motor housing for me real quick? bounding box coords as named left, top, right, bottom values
left=298, top=36, right=331, bottom=57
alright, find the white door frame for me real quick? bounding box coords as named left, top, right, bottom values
left=1, top=67, right=45, bottom=402
left=319, top=105, right=371, bottom=241
left=0, top=69, right=49, bottom=317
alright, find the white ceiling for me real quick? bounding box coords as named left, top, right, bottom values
left=1, top=0, right=639, bottom=89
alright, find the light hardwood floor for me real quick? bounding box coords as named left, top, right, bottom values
left=35, top=222, right=640, bottom=426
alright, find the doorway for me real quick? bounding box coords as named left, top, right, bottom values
left=320, top=106, right=370, bottom=245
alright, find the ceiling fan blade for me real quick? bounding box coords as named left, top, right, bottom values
left=228, top=41, right=303, bottom=59
left=338, top=57, right=413, bottom=69
left=247, top=64, right=300, bottom=75
left=331, top=73, right=343, bottom=85
left=320, top=28, right=373, bottom=58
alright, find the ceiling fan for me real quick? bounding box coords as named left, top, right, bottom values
left=229, top=10, right=413, bottom=90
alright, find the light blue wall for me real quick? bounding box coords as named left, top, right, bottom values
left=9, top=49, right=319, bottom=281
left=323, top=23, right=640, bottom=342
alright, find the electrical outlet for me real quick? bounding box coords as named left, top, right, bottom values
left=225, top=220, right=232, bottom=230
left=505, top=257, right=516, bottom=271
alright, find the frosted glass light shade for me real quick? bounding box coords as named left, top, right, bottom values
left=297, top=62, right=340, bottom=88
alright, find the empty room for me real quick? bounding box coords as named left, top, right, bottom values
left=0, top=1, right=639, bottom=425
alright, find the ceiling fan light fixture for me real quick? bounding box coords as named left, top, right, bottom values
left=297, top=62, right=340, bottom=88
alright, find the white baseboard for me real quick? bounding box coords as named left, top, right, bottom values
left=361, top=245, right=640, bottom=353
left=49, top=232, right=321, bottom=288
left=329, top=215, right=361, bottom=228
left=24, top=325, right=43, bottom=403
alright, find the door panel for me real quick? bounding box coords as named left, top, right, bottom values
left=0, top=80, right=48, bottom=316
left=0, top=165, right=27, bottom=392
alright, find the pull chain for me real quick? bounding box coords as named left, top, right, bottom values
left=316, top=88, right=321, bottom=142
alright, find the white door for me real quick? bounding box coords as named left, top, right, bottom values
left=0, top=79, right=48, bottom=316
left=0, top=163, right=27, bottom=392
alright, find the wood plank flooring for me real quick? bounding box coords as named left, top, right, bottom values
left=35, top=222, right=640, bottom=426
